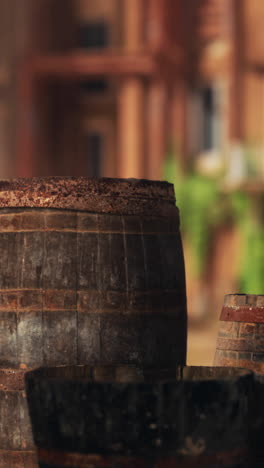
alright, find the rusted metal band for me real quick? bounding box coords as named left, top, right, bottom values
left=0, top=210, right=180, bottom=233
left=0, top=178, right=176, bottom=215
left=0, top=369, right=27, bottom=392
left=38, top=447, right=248, bottom=468
left=220, top=306, right=264, bottom=323
left=0, top=449, right=37, bottom=466
left=0, top=366, right=183, bottom=391
left=0, top=288, right=185, bottom=314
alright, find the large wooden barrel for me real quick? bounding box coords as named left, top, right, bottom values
left=214, top=294, right=264, bottom=373
left=0, top=177, right=187, bottom=465
left=0, top=177, right=187, bottom=369
left=25, top=365, right=253, bottom=468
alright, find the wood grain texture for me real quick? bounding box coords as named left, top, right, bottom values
left=0, top=210, right=187, bottom=370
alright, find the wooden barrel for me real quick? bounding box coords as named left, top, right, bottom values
left=25, top=365, right=253, bottom=468
left=0, top=177, right=187, bottom=465
left=214, top=294, right=264, bottom=373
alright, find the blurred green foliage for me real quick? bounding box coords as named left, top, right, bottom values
left=164, top=156, right=264, bottom=294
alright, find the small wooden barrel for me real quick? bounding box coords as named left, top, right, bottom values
left=25, top=365, right=253, bottom=468
left=214, top=294, right=264, bottom=373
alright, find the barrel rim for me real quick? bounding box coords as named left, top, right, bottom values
left=25, top=365, right=252, bottom=386
left=224, top=294, right=264, bottom=307
left=0, top=177, right=176, bottom=214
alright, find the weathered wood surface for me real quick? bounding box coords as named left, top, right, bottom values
left=25, top=365, right=253, bottom=468
left=0, top=177, right=187, bottom=466
left=214, top=294, right=264, bottom=373
left=0, top=209, right=186, bottom=369
left=0, top=177, right=176, bottom=215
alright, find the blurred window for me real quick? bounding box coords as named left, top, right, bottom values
left=78, top=21, right=109, bottom=49
left=80, top=79, right=108, bottom=94
left=188, top=83, right=222, bottom=155
left=78, top=21, right=109, bottom=94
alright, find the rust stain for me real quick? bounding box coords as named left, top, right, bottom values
left=0, top=369, right=27, bottom=392
left=0, top=449, right=37, bottom=467
left=221, top=306, right=264, bottom=323
left=0, top=177, right=176, bottom=215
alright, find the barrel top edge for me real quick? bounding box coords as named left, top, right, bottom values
left=25, top=365, right=252, bottom=386
left=0, top=177, right=177, bottom=213
left=0, top=177, right=174, bottom=196
left=224, top=294, right=264, bottom=307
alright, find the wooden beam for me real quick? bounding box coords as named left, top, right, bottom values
left=229, top=0, right=244, bottom=140
left=147, top=0, right=167, bottom=52
left=146, top=81, right=168, bottom=180
left=117, top=78, right=145, bottom=178
left=123, top=0, right=144, bottom=52
left=30, top=53, right=155, bottom=78
left=113, top=0, right=145, bottom=179
left=242, top=0, right=264, bottom=67
left=171, top=80, right=189, bottom=169
left=16, top=64, right=36, bottom=177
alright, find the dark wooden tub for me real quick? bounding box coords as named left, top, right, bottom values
left=25, top=365, right=253, bottom=468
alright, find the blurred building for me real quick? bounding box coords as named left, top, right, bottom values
left=0, top=0, right=262, bottom=365
left=0, top=0, right=263, bottom=179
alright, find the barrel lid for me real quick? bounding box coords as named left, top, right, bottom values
left=0, top=177, right=176, bottom=215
